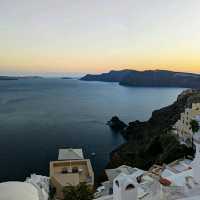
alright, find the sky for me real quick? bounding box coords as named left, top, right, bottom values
left=0, top=0, right=200, bottom=76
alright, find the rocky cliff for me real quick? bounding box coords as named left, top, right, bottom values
left=98, top=89, right=200, bottom=184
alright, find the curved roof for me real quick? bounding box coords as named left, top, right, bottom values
left=0, top=181, right=39, bottom=200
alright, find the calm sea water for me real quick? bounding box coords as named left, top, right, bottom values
left=0, top=78, right=185, bottom=182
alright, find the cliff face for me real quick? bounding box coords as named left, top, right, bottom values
left=81, top=70, right=200, bottom=88
left=103, top=89, right=200, bottom=178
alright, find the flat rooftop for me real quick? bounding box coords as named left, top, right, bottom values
left=166, top=159, right=192, bottom=174
left=105, top=165, right=144, bottom=182
left=50, top=159, right=94, bottom=187
left=58, top=148, right=84, bottom=160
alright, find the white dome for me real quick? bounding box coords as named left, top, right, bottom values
left=0, top=181, right=39, bottom=200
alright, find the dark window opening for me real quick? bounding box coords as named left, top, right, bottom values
left=125, top=184, right=135, bottom=191
left=115, top=180, right=119, bottom=187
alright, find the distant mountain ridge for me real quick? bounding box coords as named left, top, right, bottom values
left=81, top=70, right=200, bottom=88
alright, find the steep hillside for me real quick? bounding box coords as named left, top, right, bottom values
left=97, top=89, right=200, bottom=184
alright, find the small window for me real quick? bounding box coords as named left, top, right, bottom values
left=61, top=168, right=68, bottom=174
left=72, top=167, right=78, bottom=173
left=115, top=180, right=119, bottom=187
left=125, top=184, right=135, bottom=191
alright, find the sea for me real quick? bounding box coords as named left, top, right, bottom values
left=0, top=78, right=185, bottom=182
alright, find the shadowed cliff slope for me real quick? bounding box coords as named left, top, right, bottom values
left=97, top=89, right=200, bottom=184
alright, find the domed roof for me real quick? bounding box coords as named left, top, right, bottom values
left=0, top=181, right=39, bottom=200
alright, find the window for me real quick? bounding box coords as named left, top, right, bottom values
left=61, top=168, right=68, bottom=174
left=115, top=180, right=119, bottom=187
left=72, top=167, right=78, bottom=173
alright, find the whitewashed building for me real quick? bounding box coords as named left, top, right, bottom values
left=95, top=140, right=200, bottom=200
left=0, top=174, right=49, bottom=200
left=173, top=103, right=200, bottom=142
left=113, top=173, right=138, bottom=200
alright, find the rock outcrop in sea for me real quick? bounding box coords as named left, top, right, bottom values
left=107, top=116, right=127, bottom=132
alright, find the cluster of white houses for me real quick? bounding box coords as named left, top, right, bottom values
left=94, top=144, right=200, bottom=200
left=94, top=155, right=200, bottom=200
left=0, top=103, right=200, bottom=200
left=173, top=103, right=200, bottom=143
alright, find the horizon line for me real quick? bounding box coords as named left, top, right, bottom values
left=0, top=68, right=200, bottom=77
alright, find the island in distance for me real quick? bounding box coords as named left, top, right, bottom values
left=61, top=77, right=74, bottom=80
left=0, top=76, right=19, bottom=80
left=0, top=76, right=43, bottom=81
left=81, top=69, right=200, bottom=88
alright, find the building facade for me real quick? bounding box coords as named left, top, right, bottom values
left=174, top=103, right=200, bottom=140
left=49, top=148, right=94, bottom=200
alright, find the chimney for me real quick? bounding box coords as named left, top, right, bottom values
left=113, top=173, right=137, bottom=200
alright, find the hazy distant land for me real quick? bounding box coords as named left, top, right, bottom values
left=0, top=76, right=43, bottom=80
left=61, top=77, right=74, bottom=80
left=0, top=76, right=19, bottom=80
left=81, top=69, right=200, bottom=88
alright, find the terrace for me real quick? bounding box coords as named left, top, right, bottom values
left=50, top=159, right=94, bottom=187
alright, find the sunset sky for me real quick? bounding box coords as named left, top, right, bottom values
left=0, top=0, right=200, bottom=76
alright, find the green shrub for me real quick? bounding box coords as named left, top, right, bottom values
left=63, top=183, right=93, bottom=200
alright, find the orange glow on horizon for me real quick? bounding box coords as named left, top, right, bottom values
left=1, top=0, right=200, bottom=75
left=1, top=53, right=200, bottom=75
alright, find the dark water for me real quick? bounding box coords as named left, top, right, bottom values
left=0, top=78, right=184, bottom=182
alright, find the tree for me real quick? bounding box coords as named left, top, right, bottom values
left=190, top=119, right=199, bottom=149
left=49, top=186, right=56, bottom=199
left=63, top=183, right=94, bottom=200
left=190, top=120, right=199, bottom=133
